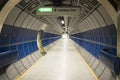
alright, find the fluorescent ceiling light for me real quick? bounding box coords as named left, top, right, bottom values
left=61, top=20, right=64, bottom=24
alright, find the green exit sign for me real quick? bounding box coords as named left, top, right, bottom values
left=36, top=7, right=80, bottom=16
left=37, top=7, right=52, bottom=12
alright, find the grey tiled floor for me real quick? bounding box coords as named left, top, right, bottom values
left=19, top=39, right=97, bottom=80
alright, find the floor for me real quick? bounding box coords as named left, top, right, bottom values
left=17, top=39, right=97, bottom=80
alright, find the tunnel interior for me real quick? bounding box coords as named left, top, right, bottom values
left=0, top=0, right=119, bottom=80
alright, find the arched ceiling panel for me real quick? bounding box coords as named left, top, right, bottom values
left=44, top=26, right=61, bottom=34
left=22, top=15, right=33, bottom=28
left=84, top=19, right=93, bottom=30
left=14, top=11, right=28, bottom=27
left=92, top=11, right=106, bottom=27
left=37, top=22, right=44, bottom=31
left=88, top=14, right=100, bottom=28
left=71, top=20, right=90, bottom=34
left=27, top=17, right=36, bottom=29
left=4, top=7, right=21, bottom=26
left=31, top=19, right=41, bottom=30
left=85, top=17, right=96, bottom=29
left=2, top=0, right=117, bottom=35
left=14, top=0, right=100, bottom=34
left=97, top=6, right=114, bottom=25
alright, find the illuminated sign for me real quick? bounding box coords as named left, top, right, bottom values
left=37, top=8, right=52, bottom=12
left=36, top=7, right=80, bottom=16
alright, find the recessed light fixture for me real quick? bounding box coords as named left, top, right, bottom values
left=61, top=20, right=64, bottom=24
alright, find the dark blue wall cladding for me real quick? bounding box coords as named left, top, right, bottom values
left=42, top=32, right=60, bottom=39
left=42, top=32, right=61, bottom=47
left=0, top=50, right=19, bottom=68
left=0, top=24, right=61, bottom=60
left=70, top=24, right=117, bottom=58
left=0, top=24, right=38, bottom=60
left=0, top=46, right=9, bottom=53
left=42, top=37, right=60, bottom=47
left=0, top=24, right=38, bottom=45
left=17, top=41, right=38, bottom=59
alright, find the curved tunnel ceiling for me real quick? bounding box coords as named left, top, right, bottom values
left=15, top=0, right=101, bottom=34
left=0, top=0, right=118, bottom=35
left=0, top=0, right=119, bottom=80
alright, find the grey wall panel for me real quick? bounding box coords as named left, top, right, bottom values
left=0, top=74, right=9, bottom=80
left=44, top=26, right=60, bottom=35
left=92, top=11, right=106, bottom=27
left=30, top=54, right=36, bottom=62
left=71, top=21, right=89, bottom=34
left=31, top=53, right=37, bottom=61
left=85, top=18, right=95, bottom=29
left=91, top=59, right=100, bottom=71
left=84, top=53, right=90, bottom=61
left=22, top=15, right=33, bottom=28
left=71, top=5, right=115, bottom=34
left=86, top=54, right=92, bottom=63
left=27, top=17, right=36, bottom=29
left=21, top=58, right=31, bottom=69
left=4, top=7, right=22, bottom=25
left=36, top=51, right=41, bottom=58
left=97, top=6, right=114, bottom=25
left=35, top=21, right=44, bottom=30
left=27, top=55, right=35, bottom=65
left=70, top=39, right=115, bottom=80
left=0, top=50, right=41, bottom=80
left=82, top=20, right=91, bottom=31
left=33, top=51, right=41, bottom=60
left=6, top=64, right=19, bottom=80
left=94, top=62, right=106, bottom=77
left=14, top=11, right=28, bottom=27
left=86, top=17, right=96, bottom=29
left=34, top=51, right=39, bottom=59
left=14, top=61, right=26, bottom=74
left=35, top=51, right=41, bottom=59
left=82, top=21, right=90, bottom=31
left=80, top=48, right=88, bottom=58
left=99, top=67, right=114, bottom=80
left=88, top=14, right=100, bottom=28
left=84, top=52, right=90, bottom=61
left=31, top=20, right=40, bottom=30
left=89, top=57, right=96, bottom=67
left=37, top=51, right=42, bottom=58
left=34, top=20, right=42, bottom=30
left=36, top=23, right=44, bottom=30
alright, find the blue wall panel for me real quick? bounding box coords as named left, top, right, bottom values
left=0, top=46, right=9, bottom=53
left=23, top=43, right=30, bottom=56
left=0, top=24, right=61, bottom=62
left=41, top=32, right=61, bottom=47
left=10, top=45, right=17, bottom=50
left=0, top=25, right=61, bottom=68
left=0, top=24, right=38, bottom=60
left=18, top=44, right=25, bottom=59
left=71, top=24, right=117, bottom=58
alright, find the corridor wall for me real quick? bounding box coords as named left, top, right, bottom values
left=71, top=24, right=117, bottom=58
left=70, top=4, right=118, bottom=80
left=42, top=32, right=61, bottom=47
left=0, top=6, right=60, bottom=80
